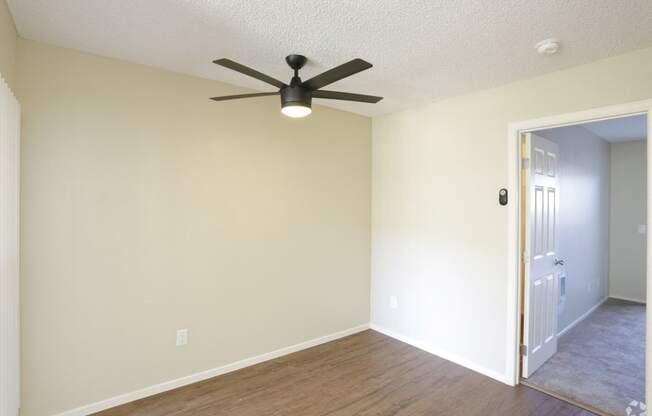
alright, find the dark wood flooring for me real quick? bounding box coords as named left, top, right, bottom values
left=94, top=330, right=593, bottom=416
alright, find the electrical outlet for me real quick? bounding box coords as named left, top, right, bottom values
left=176, top=329, right=188, bottom=346
left=390, top=296, right=398, bottom=309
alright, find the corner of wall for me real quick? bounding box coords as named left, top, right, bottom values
left=0, top=0, right=17, bottom=89
left=369, top=323, right=512, bottom=386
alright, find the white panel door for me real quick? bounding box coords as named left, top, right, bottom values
left=522, top=132, right=560, bottom=378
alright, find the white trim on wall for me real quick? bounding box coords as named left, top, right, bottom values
left=506, top=99, right=652, bottom=407
left=0, top=74, right=21, bottom=416
left=52, top=324, right=370, bottom=416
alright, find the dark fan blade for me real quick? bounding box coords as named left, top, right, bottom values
left=302, top=59, right=372, bottom=91
left=213, top=59, right=287, bottom=89
left=312, top=90, right=383, bottom=103
left=210, top=92, right=279, bottom=101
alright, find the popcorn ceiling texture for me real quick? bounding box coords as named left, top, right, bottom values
left=6, top=0, right=652, bottom=114
left=8, top=0, right=652, bottom=115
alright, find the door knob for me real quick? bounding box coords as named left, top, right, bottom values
left=554, top=258, right=565, bottom=266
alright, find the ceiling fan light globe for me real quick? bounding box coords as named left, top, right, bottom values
left=281, top=105, right=312, bottom=118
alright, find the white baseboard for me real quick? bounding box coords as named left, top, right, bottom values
left=557, top=297, right=607, bottom=337
left=52, top=323, right=370, bottom=416
left=369, top=323, right=511, bottom=385
left=609, top=294, right=646, bottom=304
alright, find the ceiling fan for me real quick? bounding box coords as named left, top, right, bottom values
left=210, top=55, right=383, bottom=118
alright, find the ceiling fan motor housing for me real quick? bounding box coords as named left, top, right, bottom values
left=281, top=85, right=312, bottom=110
left=282, top=55, right=311, bottom=110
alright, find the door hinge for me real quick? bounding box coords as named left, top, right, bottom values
left=521, top=158, right=530, bottom=169
left=522, top=251, right=530, bottom=263
left=520, top=344, right=527, bottom=356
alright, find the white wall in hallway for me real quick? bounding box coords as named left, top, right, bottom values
left=536, top=126, right=610, bottom=332
left=610, top=139, right=647, bottom=303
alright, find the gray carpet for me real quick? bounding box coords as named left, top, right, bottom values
left=526, top=298, right=645, bottom=416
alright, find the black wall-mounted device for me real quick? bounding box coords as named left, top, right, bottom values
left=499, top=188, right=508, bottom=206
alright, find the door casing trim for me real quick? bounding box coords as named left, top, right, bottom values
left=505, top=100, right=652, bottom=408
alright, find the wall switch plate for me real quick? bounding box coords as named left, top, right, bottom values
left=390, top=296, right=398, bottom=309
left=176, top=329, right=188, bottom=346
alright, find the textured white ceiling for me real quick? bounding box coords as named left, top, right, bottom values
left=7, top=0, right=652, bottom=116
left=582, top=115, right=647, bottom=143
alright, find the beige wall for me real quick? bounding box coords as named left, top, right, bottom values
left=0, top=0, right=17, bottom=88
left=17, top=39, right=371, bottom=416
left=371, top=46, right=652, bottom=382
left=610, top=140, right=647, bottom=303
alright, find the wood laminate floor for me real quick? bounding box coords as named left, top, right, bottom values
left=94, top=330, right=594, bottom=416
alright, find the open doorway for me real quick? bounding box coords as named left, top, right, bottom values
left=518, top=114, right=647, bottom=415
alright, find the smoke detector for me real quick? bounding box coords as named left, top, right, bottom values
left=535, top=38, right=561, bottom=55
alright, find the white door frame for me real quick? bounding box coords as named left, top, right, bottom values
left=505, top=99, right=652, bottom=404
